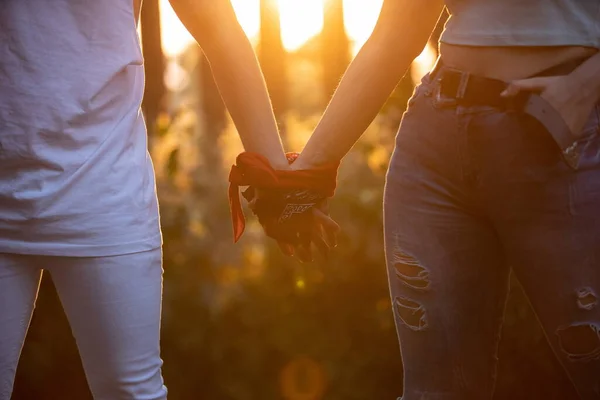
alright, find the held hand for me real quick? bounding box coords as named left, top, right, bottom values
left=229, top=151, right=340, bottom=262
left=247, top=188, right=340, bottom=263
left=288, top=201, right=340, bottom=263
left=501, top=75, right=597, bottom=138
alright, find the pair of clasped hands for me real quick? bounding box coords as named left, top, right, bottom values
left=232, top=152, right=341, bottom=263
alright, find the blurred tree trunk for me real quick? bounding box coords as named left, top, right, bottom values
left=321, top=0, right=350, bottom=100
left=140, top=0, right=165, bottom=141
left=259, top=0, right=288, bottom=140
left=196, top=56, right=231, bottom=242
left=199, top=55, right=226, bottom=171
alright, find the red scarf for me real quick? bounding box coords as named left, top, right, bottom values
left=228, top=152, right=339, bottom=242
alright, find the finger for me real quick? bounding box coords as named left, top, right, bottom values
left=501, top=77, right=554, bottom=97
left=313, top=208, right=340, bottom=234
left=277, top=240, right=294, bottom=257
left=500, top=83, right=522, bottom=97
left=312, top=234, right=330, bottom=260
left=316, top=199, right=330, bottom=214
left=297, top=229, right=314, bottom=263
left=298, top=226, right=312, bottom=247
left=313, top=209, right=339, bottom=248
left=294, top=243, right=313, bottom=263
left=318, top=222, right=337, bottom=249
left=264, top=220, right=300, bottom=245
left=309, top=214, right=334, bottom=254
left=248, top=197, right=257, bottom=211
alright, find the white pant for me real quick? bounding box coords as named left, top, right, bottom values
left=0, top=249, right=167, bottom=400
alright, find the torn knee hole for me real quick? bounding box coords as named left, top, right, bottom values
left=395, top=296, right=428, bottom=331
left=576, top=287, right=597, bottom=310
left=393, top=251, right=429, bottom=290
left=556, top=324, right=600, bottom=362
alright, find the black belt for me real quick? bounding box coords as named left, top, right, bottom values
left=430, top=57, right=590, bottom=169
left=432, top=57, right=586, bottom=109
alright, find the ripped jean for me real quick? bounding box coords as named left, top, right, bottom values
left=0, top=249, right=167, bottom=400
left=384, top=70, right=600, bottom=399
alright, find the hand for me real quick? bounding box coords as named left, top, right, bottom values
left=501, top=75, right=598, bottom=138
left=281, top=200, right=340, bottom=263
left=246, top=188, right=340, bottom=263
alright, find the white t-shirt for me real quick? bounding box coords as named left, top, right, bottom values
left=0, top=0, right=162, bottom=256
left=441, top=0, right=600, bottom=48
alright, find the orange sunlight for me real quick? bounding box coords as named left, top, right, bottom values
left=159, top=0, right=261, bottom=56
left=159, top=0, right=385, bottom=56
left=278, top=0, right=324, bottom=51
left=159, top=0, right=436, bottom=83
left=159, top=0, right=194, bottom=57
left=412, top=43, right=438, bottom=84
left=343, top=0, right=383, bottom=53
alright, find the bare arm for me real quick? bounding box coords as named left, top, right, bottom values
left=293, top=0, right=445, bottom=169
left=168, top=0, right=289, bottom=169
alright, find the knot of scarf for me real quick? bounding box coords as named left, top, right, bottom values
left=228, top=152, right=339, bottom=242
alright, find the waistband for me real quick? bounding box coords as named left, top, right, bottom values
left=428, top=55, right=589, bottom=85
left=424, top=55, right=593, bottom=170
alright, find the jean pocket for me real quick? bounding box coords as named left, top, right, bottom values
left=565, top=104, right=600, bottom=170
left=527, top=97, right=600, bottom=171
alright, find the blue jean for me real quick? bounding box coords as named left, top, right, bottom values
left=384, top=69, right=600, bottom=399
left=0, top=249, right=167, bottom=400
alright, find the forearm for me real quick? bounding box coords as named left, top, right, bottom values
left=169, top=0, right=288, bottom=169
left=293, top=0, right=445, bottom=169
left=294, top=36, right=417, bottom=168
left=568, top=51, right=600, bottom=103
left=201, top=32, right=288, bottom=168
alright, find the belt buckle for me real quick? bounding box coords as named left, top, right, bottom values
left=434, top=78, right=458, bottom=107
left=435, top=73, right=470, bottom=108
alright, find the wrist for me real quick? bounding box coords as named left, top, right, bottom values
left=266, top=153, right=292, bottom=170
left=289, top=157, right=314, bottom=171
left=291, top=152, right=331, bottom=171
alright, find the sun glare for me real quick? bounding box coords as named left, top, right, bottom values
left=277, top=0, right=324, bottom=51
left=159, top=0, right=194, bottom=57
left=231, top=0, right=261, bottom=41
left=159, top=0, right=385, bottom=56
left=343, top=0, right=383, bottom=53
left=159, top=0, right=436, bottom=94
left=159, top=0, right=261, bottom=57
left=411, top=43, right=438, bottom=85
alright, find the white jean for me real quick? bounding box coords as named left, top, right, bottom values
left=0, top=249, right=167, bottom=400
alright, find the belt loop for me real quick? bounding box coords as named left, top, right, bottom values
left=456, top=72, right=470, bottom=100
left=429, top=56, right=443, bottom=81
